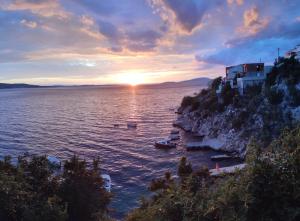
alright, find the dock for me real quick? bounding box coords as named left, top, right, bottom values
left=186, top=142, right=211, bottom=151
left=209, top=163, right=246, bottom=176
left=210, top=154, right=233, bottom=161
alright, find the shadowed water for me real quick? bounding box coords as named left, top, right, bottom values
left=0, top=86, right=240, bottom=218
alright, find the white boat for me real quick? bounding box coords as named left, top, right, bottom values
left=155, top=139, right=176, bottom=149
left=101, top=174, right=112, bottom=192
left=47, top=156, right=61, bottom=168
left=127, top=122, right=137, bottom=128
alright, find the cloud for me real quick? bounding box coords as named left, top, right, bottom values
left=69, top=0, right=117, bottom=16
left=227, top=0, right=244, bottom=6
left=1, top=0, right=68, bottom=18
left=126, top=30, right=162, bottom=52
left=20, top=19, right=37, bottom=28
left=237, top=6, right=269, bottom=36
left=149, top=0, right=213, bottom=34
left=98, top=20, right=121, bottom=42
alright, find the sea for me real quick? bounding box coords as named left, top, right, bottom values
left=0, top=85, right=239, bottom=218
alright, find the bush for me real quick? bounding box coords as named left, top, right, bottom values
left=267, top=88, right=284, bottom=105
left=232, top=111, right=249, bottom=129
left=181, top=96, right=197, bottom=109
left=245, top=84, right=262, bottom=97
left=288, top=85, right=300, bottom=107
left=221, top=82, right=235, bottom=106
left=0, top=156, right=112, bottom=221
left=210, top=77, right=222, bottom=91
left=127, top=126, right=300, bottom=221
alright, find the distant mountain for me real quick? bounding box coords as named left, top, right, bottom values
left=140, top=77, right=212, bottom=88
left=0, top=83, right=41, bottom=89
left=0, top=77, right=211, bottom=90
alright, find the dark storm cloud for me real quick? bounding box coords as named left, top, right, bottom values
left=162, top=0, right=209, bottom=32
left=126, top=29, right=162, bottom=52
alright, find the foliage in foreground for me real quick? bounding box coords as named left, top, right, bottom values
left=127, top=126, right=300, bottom=221
left=0, top=155, right=112, bottom=221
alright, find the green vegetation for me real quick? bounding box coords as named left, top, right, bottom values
left=126, top=126, right=300, bottom=221
left=268, top=56, right=300, bottom=87
left=0, top=156, right=112, bottom=221
left=180, top=77, right=238, bottom=117
left=266, top=88, right=284, bottom=105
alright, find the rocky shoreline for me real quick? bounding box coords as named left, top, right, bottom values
left=174, top=110, right=249, bottom=159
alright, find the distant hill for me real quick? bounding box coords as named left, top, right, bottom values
left=0, top=83, right=41, bottom=89
left=0, top=77, right=211, bottom=90
left=140, top=77, right=211, bottom=88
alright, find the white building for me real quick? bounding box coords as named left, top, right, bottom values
left=217, top=63, right=273, bottom=96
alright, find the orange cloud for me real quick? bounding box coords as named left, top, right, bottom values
left=20, top=19, right=37, bottom=28
left=238, top=6, right=269, bottom=36
left=227, top=0, right=244, bottom=6
left=3, top=0, right=68, bottom=18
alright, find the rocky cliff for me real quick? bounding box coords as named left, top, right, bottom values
left=176, top=57, right=300, bottom=158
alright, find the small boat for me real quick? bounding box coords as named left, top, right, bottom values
left=127, top=122, right=137, bottom=129
left=101, top=174, right=112, bottom=192
left=210, top=154, right=232, bottom=161
left=47, top=156, right=61, bottom=168
left=169, top=133, right=180, bottom=140
left=113, top=124, right=120, bottom=128
left=155, top=139, right=176, bottom=149
left=170, top=129, right=180, bottom=134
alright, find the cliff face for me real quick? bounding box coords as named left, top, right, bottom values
left=177, top=58, right=300, bottom=158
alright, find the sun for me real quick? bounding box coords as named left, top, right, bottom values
left=117, top=71, right=147, bottom=86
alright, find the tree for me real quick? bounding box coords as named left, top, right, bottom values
left=59, top=156, right=111, bottom=221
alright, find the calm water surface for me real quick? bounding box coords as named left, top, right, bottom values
left=0, top=86, right=239, bottom=218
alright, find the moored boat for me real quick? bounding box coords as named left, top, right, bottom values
left=155, top=139, right=176, bottom=149
left=47, top=155, right=61, bottom=168
left=101, top=174, right=112, bottom=192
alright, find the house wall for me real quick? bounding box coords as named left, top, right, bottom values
left=243, top=63, right=264, bottom=73
left=226, top=65, right=243, bottom=80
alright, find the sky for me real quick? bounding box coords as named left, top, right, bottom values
left=0, top=0, right=300, bottom=85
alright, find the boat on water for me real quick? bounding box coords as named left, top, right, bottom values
left=155, top=139, right=176, bottom=149
left=47, top=156, right=61, bottom=168
left=210, top=154, right=233, bottom=161
left=127, top=122, right=137, bottom=129
left=101, top=174, right=112, bottom=192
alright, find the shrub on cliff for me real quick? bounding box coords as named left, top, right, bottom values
left=210, top=76, right=222, bottom=91
left=126, top=126, right=300, bottom=221
left=221, top=81, right=235, bottom=106
left=0, top=156, right=112, bottom=221
left=267, top=88, right=284, bottom=105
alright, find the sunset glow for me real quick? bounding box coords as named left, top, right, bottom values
left=0, top=0, right=299, bottom=85
left=117, top=71, right=148, bottom=86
